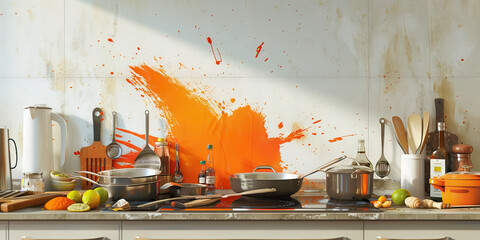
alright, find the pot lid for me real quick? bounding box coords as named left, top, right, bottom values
left=442, top=170, right=480, bottom=180
left=326, top=165, right=373, bottom=174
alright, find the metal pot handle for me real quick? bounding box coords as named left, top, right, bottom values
left=301, top=155, right=347, bottom=178
left=253, top=165, right=276, bottom=173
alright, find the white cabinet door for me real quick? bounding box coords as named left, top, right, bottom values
left=122, top=221, right=363, bottom=240
left=365, top=221, right=480, bottom=240
left=9, top=221, right=121, bottom=240
left=0, top=221, right=7, bottom=240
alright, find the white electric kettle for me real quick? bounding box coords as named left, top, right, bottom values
left=23, top=104, right=67, bottom=190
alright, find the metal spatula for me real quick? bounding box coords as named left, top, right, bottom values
left=134, top=110, right=161, bottom=169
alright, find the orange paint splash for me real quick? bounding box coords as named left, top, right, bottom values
left=328, top=134, right=355, bottom=143
left=73, top=151, right=80, bottom=156
left=206, top=37, right=222, bottom=65
left=126, top=64, right=307, bottom=189
left=313, top=119, right=322, bottom=124
left=255, top=42, right=264, bottom=58
left=108, top=38, right=114, bottom=42
left=278, top=122, right=284, bottom=129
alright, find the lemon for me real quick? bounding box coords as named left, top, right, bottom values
left=67, top=203, right=91, bottom=212
left=82, top=190, right=100, bottom=209
left=67, top=190, right=82, bottom=203
left=392, top=189, right=411, bottom=206
left=94, top=187, right=109, bottom=205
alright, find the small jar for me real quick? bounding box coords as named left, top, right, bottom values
left=22, top=172, right=44, bottom=193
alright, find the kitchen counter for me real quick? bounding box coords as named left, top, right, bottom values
left=2, top=189, right=480, bottom=221
left=3, top=205, right=480, bottom=221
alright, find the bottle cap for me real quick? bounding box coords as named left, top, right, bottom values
left=207, top=144, right=213, bottom=149
left=200, top=161, right=206, bottom=164
left=157, top=138, right=165, bottom=142
left=437, top=122, right=446, bottom=131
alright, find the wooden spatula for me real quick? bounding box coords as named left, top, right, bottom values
left=392, top=116, right=408, bottom=154
left=407, top=114, right=422, bottom=154
left=80, top=108, right=112, bottom=189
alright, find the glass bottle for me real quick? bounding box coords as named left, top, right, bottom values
left=198, top=161, right=206, bottom=184
left=429, top=122, right=447, bottom=200
left=353, top=139, right=373, bottom=168
left=154, top=138, right=170, bottom=175
left=205, top=144, right=215, bottom=192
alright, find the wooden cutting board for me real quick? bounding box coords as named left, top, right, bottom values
left=0, top=192, right=64, bottom=212
left=80, top=108, right=112, bottom=189
left=425, top=98, right=459, bottom=160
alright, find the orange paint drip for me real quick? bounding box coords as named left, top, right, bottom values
left=126, top=64, right=307, bottom=189
left=328, top=134, right=355, bottom=143
left=206, top=37, right=222, bottom=65
left=255, top=42, right=264, bottom=58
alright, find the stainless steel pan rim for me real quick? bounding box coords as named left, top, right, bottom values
left=75, top=168, right=161, bottom=185
left=76, top=176, right=159, bottom=201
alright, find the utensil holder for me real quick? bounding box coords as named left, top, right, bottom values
left=401, top=154, right=425, bottom=199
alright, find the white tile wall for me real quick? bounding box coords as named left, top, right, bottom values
left=0, top=0, right=478, bottom=183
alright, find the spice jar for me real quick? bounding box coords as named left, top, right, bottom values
left=22, top=172, right=44, bottom=193
left=452, top=144, right=473, bottom=172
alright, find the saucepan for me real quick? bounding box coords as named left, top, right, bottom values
left=75, top=168, right=161, bottom=185
left=229, top=155, right=348, bottom=198
left=324, top=163, right=374, bottom=200
left=76, top=175, right=159, bottom=201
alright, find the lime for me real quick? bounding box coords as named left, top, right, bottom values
left=67, top=203, right=91, bottom=212
left=392, top=189, right=411, bottom=206
left=82, top=190, right=100, bottom=209
left=67, top=190, right=82, bottom=203
left=94, top=187, right=109, bottom=205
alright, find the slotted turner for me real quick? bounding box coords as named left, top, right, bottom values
left=80, top=108, right=112, bottom=189
left=134, top=110, right=161, bottom=169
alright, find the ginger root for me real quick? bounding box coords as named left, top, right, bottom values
left=405, top=196, right=421, bottom=208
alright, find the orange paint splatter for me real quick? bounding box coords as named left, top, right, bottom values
left=461, top=59, right=464, bottom=61
left=255, top=42, right=264, bottom=58
left=126, top=64, right=307, bottom=189
left=206, top=37, right=222, bottom=65
left=313, top=119, right=322, bottom=124
left=108, top=38, right=114, bottom=42
left=73, top=151, right=80, bottom=156
left=328, top=134, right=355, bottom=143
left=230, top=98, right=235, bottom=103
left=278, top=122, right=284, bottom=129
left=264, top=58, right=269, bottom=62
left=110, top=72, right=114, bottom=75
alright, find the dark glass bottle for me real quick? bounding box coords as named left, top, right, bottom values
left=198, top=160, right=206, bottom=184
left=429, top=122, right=447, bottom=200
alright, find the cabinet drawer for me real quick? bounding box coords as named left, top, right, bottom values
left=0, top=221, right=6, bottom=240
left=122, top=221, right=363, bottom=240
left=365, top=221, right=480, bottom=240
left=9, top=221, right=120, bottom=240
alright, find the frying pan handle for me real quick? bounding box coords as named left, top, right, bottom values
left=93, top=108, right=103, bottom=142
left=253, top=165, right=276, bottom=172
left=74, top=170, right=102, bottom=177
left=76, top=175, right=99, bottom=185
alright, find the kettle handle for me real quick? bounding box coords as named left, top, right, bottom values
left=51, top=113, right=67, bottom=169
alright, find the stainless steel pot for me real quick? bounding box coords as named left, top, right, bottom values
left=325, top=165, right=373, bottom=200
left=75, top=168, right=161, bottom=185
left=77, top=176, right=159, bottom=201
left=230, top=156, right=347, bottom=198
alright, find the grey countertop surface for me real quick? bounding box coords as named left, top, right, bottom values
left=2, top=187, right=480, bottom=221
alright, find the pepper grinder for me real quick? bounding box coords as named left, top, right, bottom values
left=452, top=144, right=473, bottom=172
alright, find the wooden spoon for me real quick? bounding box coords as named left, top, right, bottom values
left=407, top=114, right=422, bottom=154
left=392, top=116, right=409, bottom=154
left=419, top=112, right=430, bottom=154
